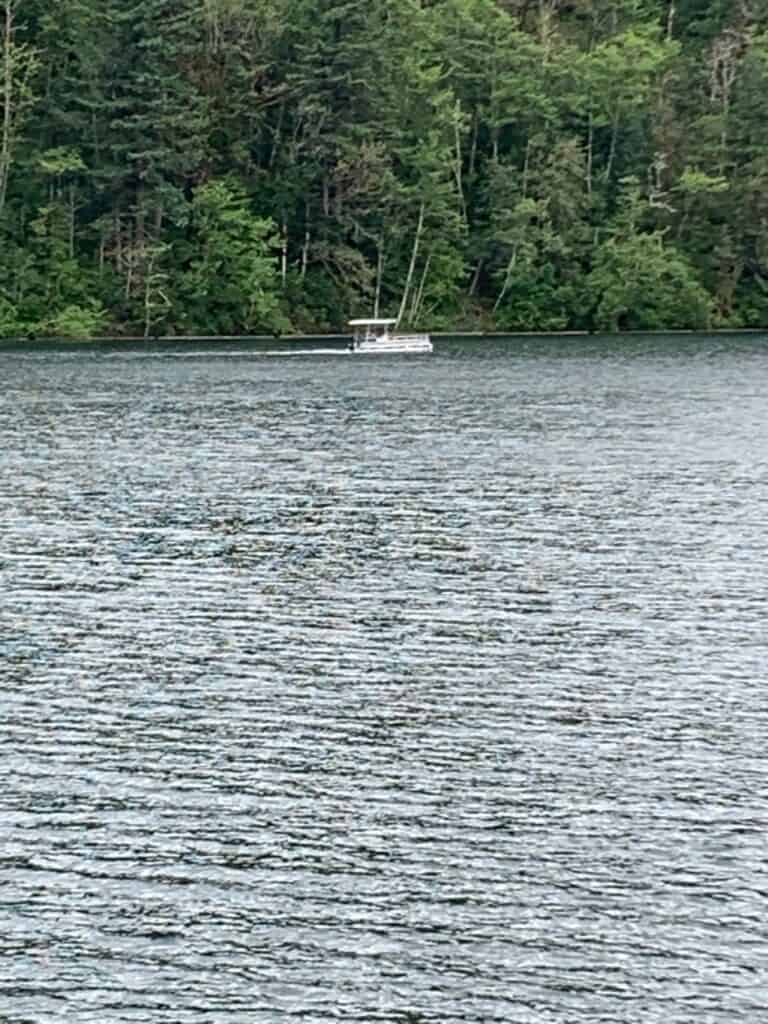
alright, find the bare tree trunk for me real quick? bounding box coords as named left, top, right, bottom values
left=135, top=186, right=145, bottom=254
left=604, top=114, right=619, bottom=182
left=281, top=219, right=287, bottom=287
left=493, top=140, right=532, bottom=314
left=124, top=220, right=133, bottom=302
left=114, top=206, right=122, bottom=271
left=397, top=201, right=425, bottom=327
left=269, top=102, right=284, bottom=168
left=202, top=0, right=221, bottom=54
left=469, top=257, right=483, bottom=297
left=0, top=1, right=15, bottom=217
left=143, top=245, right=170, bottom=338
left=143, top=254, right=153, bottom=338
left=68, top=183, right=76, bottom=258
left=374, top=236, right=384, bottom=318
left=0, top=0, right=37, bottom=219
left=493, top=245, right=518, bottom=314
left=454, top=104, right=466, bottom=225
left=125, top=257, right=133, bottom=302
left=522, top=137, right=531, bottom=199
left=468, top=111, right=479, bottom=181
left=709, top=31, right=741, bottom=176
left=539, top=0, right=560, bottom=60
left=411, top=249, right=432, bottom=324
left=300, top=201, right=310, bottom=279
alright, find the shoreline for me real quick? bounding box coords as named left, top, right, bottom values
left=1, top=327, right=767, bottom=345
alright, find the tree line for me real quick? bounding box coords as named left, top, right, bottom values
left=1, top=0, right=767, bottom=337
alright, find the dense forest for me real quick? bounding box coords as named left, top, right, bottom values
left=1, top=0, right=767, bottom=336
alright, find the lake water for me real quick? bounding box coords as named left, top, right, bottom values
left=2, top=334, right=767, bottom=1022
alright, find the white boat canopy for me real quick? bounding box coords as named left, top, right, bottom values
left=348, top=318, right=397, bottom=326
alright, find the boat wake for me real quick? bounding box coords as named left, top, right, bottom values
left=92, top=347, right=351, bottom=359
left=259, top=348, right=349, bottom=356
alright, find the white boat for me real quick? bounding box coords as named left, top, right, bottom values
left=348, top=318, right=433, bottom=354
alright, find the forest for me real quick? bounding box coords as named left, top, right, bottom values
left=1, top=0, right=767, bottom=337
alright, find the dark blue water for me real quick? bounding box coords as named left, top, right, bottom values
left=2, top=335, right=767, bottom=1022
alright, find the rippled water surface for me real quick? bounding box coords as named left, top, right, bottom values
left=2, top=335, right=767, bottom=1023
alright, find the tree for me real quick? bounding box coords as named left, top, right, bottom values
left=1, top=0, right=766, bottom=333
left=175, top=179, right=285, bottom=334
left=586, top=177, right=712, bottom=330
left=568, top=21, right=678, bottom=194
left=0, top=0, right=38, bottom=218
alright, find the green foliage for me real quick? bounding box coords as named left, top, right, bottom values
left=676, top=168, right=729, bottom=195
left=0, top=199, right=107, bottom=337
left=43, top=301, right=109, bottom=339
left=587, top=233, right=712, bottom=330
left=495, top=262, right=570, bottom=333
left=0, top=296, right=25, bottom=338
left=2, top=0, right=767, bottom=334
left=176, top=179, right=286, bottom=334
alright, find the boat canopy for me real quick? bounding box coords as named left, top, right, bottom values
left=348, top=318, right=397, bottom=326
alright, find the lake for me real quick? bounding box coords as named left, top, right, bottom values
left=2, top=334, right=767, bottom=1022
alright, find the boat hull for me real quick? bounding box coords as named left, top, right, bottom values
left=353, top=333, right=432, bottom=354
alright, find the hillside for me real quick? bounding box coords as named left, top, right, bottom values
left=2, top=0, right=767, bottom=336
